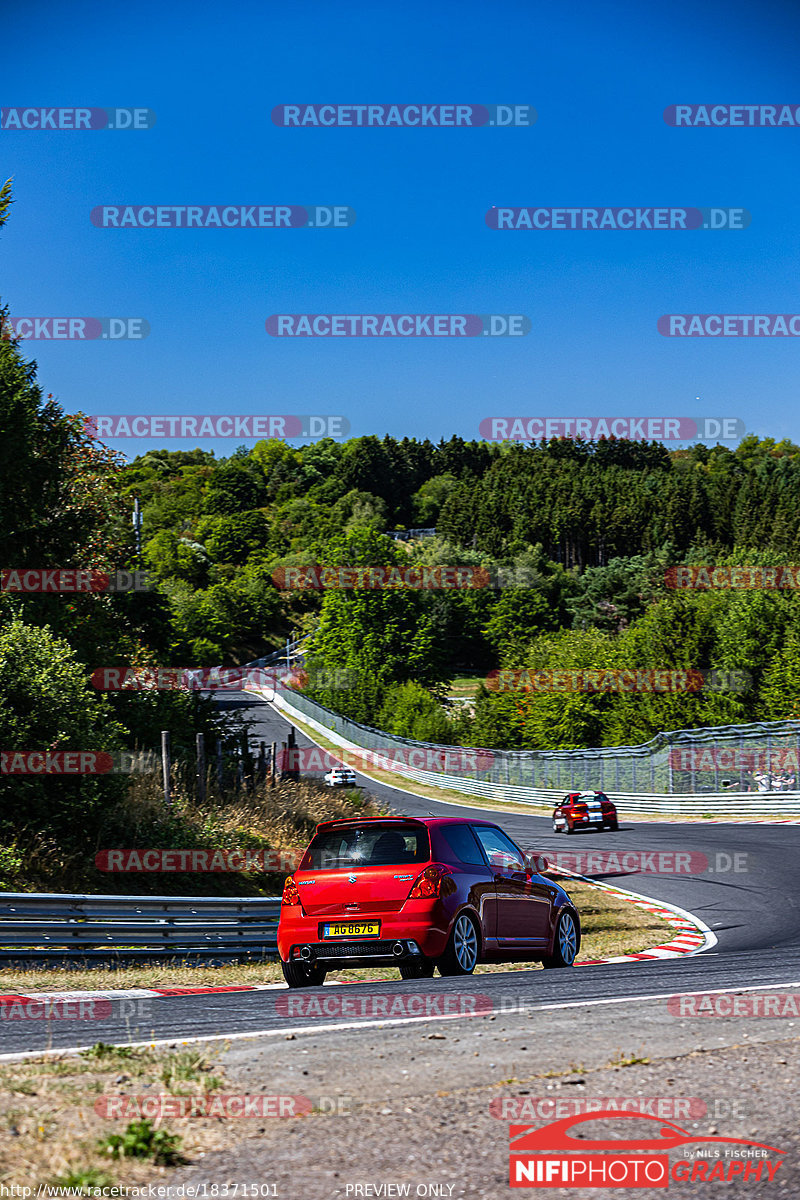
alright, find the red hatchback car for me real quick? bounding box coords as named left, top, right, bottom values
left=277, top=816, right=580, bottom=987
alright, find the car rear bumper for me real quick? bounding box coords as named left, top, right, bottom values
left=277, top=907, right=451, bottom=963
left=286, top=937, right=424, bottom=968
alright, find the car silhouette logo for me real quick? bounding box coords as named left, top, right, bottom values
left=510, top=1111, right=785, bottom=1155
left=348, top=874, right=357, bottom=883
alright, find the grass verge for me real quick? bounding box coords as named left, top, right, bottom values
left=0, top=1041, right=272, bottom=1189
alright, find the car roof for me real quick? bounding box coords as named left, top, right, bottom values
left=313, top=815, right=500, bottom=831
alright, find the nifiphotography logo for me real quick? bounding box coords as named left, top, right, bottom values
left=508, top=1111, right=785, bottom=1188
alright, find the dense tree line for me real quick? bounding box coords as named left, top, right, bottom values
left=5, top=259, right=800, bottom=764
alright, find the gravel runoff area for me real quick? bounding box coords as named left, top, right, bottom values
left=159, top=994, right=800, bottom=1200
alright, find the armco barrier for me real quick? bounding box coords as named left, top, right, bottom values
left=0, top=893, right=280, bottom=964
left=249, top=682, right=800, bottom=816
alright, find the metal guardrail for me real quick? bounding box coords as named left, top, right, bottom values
left=386, top=528, right=437, bottom=541
left=0, top=893, right=281, bottom=964
left=264, top=688, right=800, bottom=815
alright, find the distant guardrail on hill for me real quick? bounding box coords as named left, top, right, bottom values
left=385, top=528, right=437, bottom=540
left=246, top=681, right=800, bottom=815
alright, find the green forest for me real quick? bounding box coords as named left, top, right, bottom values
left=4, top=294, right=800, bottom=827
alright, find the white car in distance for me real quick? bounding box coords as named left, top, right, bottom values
left=324, top=766, right=358, bottom=787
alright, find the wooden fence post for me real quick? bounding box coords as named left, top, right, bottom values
left=161, top=731, right=171, bottom=807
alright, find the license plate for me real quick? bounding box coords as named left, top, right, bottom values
left=322, top=921, right=381, bottom=938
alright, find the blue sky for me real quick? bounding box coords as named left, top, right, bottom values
left=2, top=0, right=799, bottom=459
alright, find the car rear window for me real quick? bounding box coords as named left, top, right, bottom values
left=302, top=823, right=430, bottom=870
left=436, top=824, right=487, bottom=866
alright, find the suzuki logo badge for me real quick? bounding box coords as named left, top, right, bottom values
left=348, top=874, right=357, bottom=883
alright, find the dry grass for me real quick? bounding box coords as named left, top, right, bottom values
left=3, top=775, right=386, bottom=896
left=0, top=1041, right=298, bottom=1189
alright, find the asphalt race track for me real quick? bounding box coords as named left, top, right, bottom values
left=3, top=690, right=800, bottom=1060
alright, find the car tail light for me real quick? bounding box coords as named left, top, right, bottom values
left=282, top=875, right=301, bottom=906
left=408, top=864, right=452, bottom=899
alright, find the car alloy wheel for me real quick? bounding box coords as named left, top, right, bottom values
left=455, top=914, right=479, bottom=970
left=438, top=912, right=479, bottom=975
left=542, top=910, right=579, bottom=969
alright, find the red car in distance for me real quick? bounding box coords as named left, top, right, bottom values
left=553, top=791, right=618, bottom=834
left=277, top=816, right=580, bottom=987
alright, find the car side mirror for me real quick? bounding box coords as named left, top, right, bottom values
left=525, top=852, right=549, bottom=874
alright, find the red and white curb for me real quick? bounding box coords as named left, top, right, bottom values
left=554, top=868, right=716, bottom=964
left=0, top=881, right=713, bottom=1010
left=0, top=983, right=279, bottom=1008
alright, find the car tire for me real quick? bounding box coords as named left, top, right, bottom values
left=437, top=912, right=480, bottom=976
left=552, top=821, right=560, bottom=833
left=542, top=910, right=579, bottom=968
left=281, top=960, right=327, bottom=988
left=399, top=958, right=436, bottom=980
left=565, top=820, right=575, bottom=834
left=608, top=819, right=619, bottom=831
